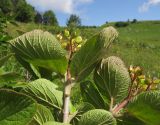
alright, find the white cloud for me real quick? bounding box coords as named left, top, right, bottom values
left=139, top=0, right=160, bottom=12
left=26, top=0, right=94, bottom=14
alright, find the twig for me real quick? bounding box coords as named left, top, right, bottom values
left=63, top=38, right=73, bottom=123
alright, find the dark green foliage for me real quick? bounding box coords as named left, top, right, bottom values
left=0, top=0, right=14, bottom=15
left=0, top=54, right=13, bottom=67
left=43, top=10, right=59, bottom=26
left=78, top=26, right=97, bottom=29
left=0, top=0, right=35, bottom=22
left=11, top=0, right=26, bottom=6
left=117, top=113, right=145, bottom=125
left=127, top=91, right=160, bottom=125
left=0, top=54, right=24, bottom=88
left=34, top=12, right=43, bottom=24
left=15, top=3, right=35, bottom=22
left=0, top=89, right=37, bottom=125
left=115, top=21, right=129, bottom=27
left=0, top=16, right=12, bottom=47
left=80, top=81, right=107, bottom=109
left=0, top=16, right=9, bottom=43
left=0, top=15, right=7, bottom=34
left=67, top=14, right=81, bottom=27
left=132, top=19, right=137, bottom=23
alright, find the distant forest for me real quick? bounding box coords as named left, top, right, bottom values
left=0, top=0, right=59, bottom=26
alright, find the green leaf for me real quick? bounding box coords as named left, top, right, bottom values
left=9, top=30, right=67, bottom=77
left=71, top=27, right=118, bottom=82
left=79, top=109, right=116, bottom=125
left=80, top=81, right=108, bottom=109
left=30, top=104, right=54, bottom=125
left=43, top=121, right=71, bottom=125
left=77, top=102, right=95, bottom=113
left=94, top=56, right=131, bottom=105
left=30, top=64, right=41, bottom=78
left=0, top=89, right=37, bottom=125
left=0, top=72, right=24, bottom=88
left=127, top=91, right=160, bottom=125
left=117, top=113, right=145, bottom=125
left=0, top=72, right=23, bottom=83
left=69, top=102, right=95, bottom=125
left=21, top=78, right=63, bottom=110
left=0, top=54, right=13, bottom=67
left=14, top=54, right=39, bottom=78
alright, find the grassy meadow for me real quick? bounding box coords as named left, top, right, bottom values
left=108, top=21, right=160, bottom=76
left=6, top=20, right=160, bottom=77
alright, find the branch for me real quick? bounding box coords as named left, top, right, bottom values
left=109, top=97, right=114, bottom=112
left=112, top=75, right=136, bottom=115
left=112, top=98, right=130, bottom=116
left=63, top=38, right=74, bottom=123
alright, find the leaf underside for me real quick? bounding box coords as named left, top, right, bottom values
left=9, top=30, right=67, bottom=77
left=21, top=78, right=63, bottom=110
left=71, top=27, right=118, bottom=82
left=79, top=109, right=116, bottom=125
left=94, top=56, right=131, bottom=105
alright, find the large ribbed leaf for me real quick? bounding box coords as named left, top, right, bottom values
left=43, top=121, right=71, bottom=125
left=80, top=81, right=108, bottom=109
left=21, top=78, right=63, bottom=110
left=79, top=109, right=116, bottom=125
left=0, top=89, right=37, bottom=125
left=30, top=104, right=54, bottom=125
left=94, top=56, right=131, bottom=105
left=127, top=91, right=160, bottom=125
left=9, top=30, right=67, bottom=77
left=71, top=27, right=118, bottom=82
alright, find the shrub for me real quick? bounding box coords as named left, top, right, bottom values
left=132, top=19, right=138, bottom=23
left=1, top=26, right=160, bottom=125
left=115, top=21, right=129, bottom=27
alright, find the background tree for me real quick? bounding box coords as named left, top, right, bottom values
left=132, top=19, right=138, bottom=23
left=0, top=0, right=14, bottom=16
left=34, top=12, right=43, bottom=24
left=43, top=10, right=58, bottom=26
left=0, top=0, right=31, bottom=19
left=66, top=14, right=81, bottom=27
left=11, top=0, right=26, bottom=9
left=15, top=4, right=35, bottom=22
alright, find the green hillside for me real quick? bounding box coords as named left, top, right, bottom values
left=108, top=21, right=160, bottom=76
left=6, top=21, right=160, bottom=76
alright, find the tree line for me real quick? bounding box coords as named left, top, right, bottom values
left=0, top=0, right=81, bottom=27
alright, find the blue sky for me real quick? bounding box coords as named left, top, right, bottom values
left=26, top=0, right=160, bottom=26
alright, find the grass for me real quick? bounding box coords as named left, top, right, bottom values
left=107, top=21, right=160, bottom=76
left=5, top=22, right=62, bottom=38
left=6, top=20, right=160, bottom=76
